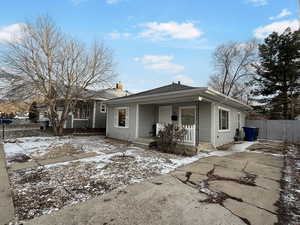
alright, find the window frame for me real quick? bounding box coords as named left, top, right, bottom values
left=114, top=107, right=129, bottom=128
left=218, top=107, right=230, bottom=132
left=100, top=103, right=107, bottom=113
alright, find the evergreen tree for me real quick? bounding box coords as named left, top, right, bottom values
left=250, top=28, right=300, bottom=119
left=28, top=101, right=39, bottom=122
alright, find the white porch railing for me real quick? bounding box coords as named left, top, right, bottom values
left=156, top=123, right=196, bottom=145
left=182, top=124, right=196, bottom=145
left=156, top=123, right=165, bottom=136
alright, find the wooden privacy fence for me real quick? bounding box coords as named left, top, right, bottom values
left=246, top=120, right=300, bottom=143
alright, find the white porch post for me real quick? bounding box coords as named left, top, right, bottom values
left=195, top=101, right=200, bottom=146
left=71, top=113, right=74, bottom=129
left=211, top=103, right=216, bottom=147
left=135, top=104, right=139, bottom=138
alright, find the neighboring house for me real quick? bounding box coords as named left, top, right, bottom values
left=105, top=82, right=251, bottom=148
left=62, top=83, right=130, bottom=131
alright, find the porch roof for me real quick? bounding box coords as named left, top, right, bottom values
left=105, top=83, right=252, bottom=111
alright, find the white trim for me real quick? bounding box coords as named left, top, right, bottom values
left=135, top=104, right=139, bottom=138
left=178, top=106, right=196, bottom=126
left=211, top=103, right=216, bottom=147
left=71, top=114, right=74, bottom=129
left=114, top=107, right=129, bottom=128
left=237, top=112, right=241, bottom=130
left=218, top=106, right=230, bottom=132
left=218, top=106, right=231, bottom=112
left=92, top=101, right=96, bottom=128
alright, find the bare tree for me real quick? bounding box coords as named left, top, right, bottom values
left=0, top=16, right=116, bottom=135
left=208, top=40, right=258, bottom=102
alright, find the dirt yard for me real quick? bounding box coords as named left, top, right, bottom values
left=21, top=140, right=299, bottom=225
left=4, top=135, right=227, bottom=221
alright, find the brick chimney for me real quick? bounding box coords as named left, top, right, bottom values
left=115, top=82, right=123, bottom=90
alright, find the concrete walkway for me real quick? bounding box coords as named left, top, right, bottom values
left=0, top=143, right=15, bottom=225
left=24, top=151, right=283, bottom=225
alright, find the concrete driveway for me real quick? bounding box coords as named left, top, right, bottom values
left=24, top=151, right=283, bottom=225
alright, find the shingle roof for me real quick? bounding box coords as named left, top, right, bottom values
left=110, top=82, right=196, bottom=101
left=83, top=88, right=130, bottom=100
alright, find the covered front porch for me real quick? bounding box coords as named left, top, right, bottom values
left=135, top=97, right=213, bottom=148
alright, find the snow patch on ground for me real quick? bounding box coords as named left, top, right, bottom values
left=4, top=136, right=124, bottom=159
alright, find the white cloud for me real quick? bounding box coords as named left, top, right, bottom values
left=139, top=21, right=203, bottom=40
left=247, top=0, right=268, bottom=7
left=174, top=74, right=194, bottom=86
left=0, top=24, right=23, bottom=43
left=269, top=9, right=292, bottom=20
left=134, top=55, right=185, bottom=74
left=107, top=32, right=132, bottom=40
left=254, top=19, right=299, bottom=39
left=134, top=55, right=173, bottom=63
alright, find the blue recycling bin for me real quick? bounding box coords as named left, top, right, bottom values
left=243, top=127, right=258, bottom=141
left=0, top=118, right=13, bottom=125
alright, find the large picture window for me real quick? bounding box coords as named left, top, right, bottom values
left=219, top=108, right=229, bottom=131
left=114, top=107, right=129, bottom=128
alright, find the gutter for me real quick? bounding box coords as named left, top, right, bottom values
left=105, top=87, right=208, bottom=104
left=105, top=87, right=251, bottom=111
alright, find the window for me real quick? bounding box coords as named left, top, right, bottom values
left=74, top=102, right=91, bottom=119
left=114, top=107, right=129, bottom=128
left=100, top=103, right=106, bottom=113
left=219, top=108, right=229, bottom=131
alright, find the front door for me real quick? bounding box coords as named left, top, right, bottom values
left=158, top=105, right=172, bottom=124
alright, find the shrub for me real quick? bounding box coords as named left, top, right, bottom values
left=157, top=124, right=187, bottom=154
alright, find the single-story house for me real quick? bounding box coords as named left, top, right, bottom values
left=62, top=83, right=130, bottom=131
left=105, top=82, right=252, bottom=148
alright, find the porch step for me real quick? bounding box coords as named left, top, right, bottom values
left=73, top=132, right=105, bottom=136
left=132, top=138, right=156, bottom=149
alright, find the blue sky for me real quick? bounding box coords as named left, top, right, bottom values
left=0, top=0, right=298, bottom=92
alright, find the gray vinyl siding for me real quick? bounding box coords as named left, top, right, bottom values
left=94, top=101, right=106, bottom=129
left=73, top=119, right=90, bottom=128
left=65, top=115, right=72, bottom=129
left=213, top=103, right=246, bottom=147
left=64, top=100, right=107, bottom=129
left=106, top=104, right=138, bottom=141
left=198, top=101, right=211, bottom=142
